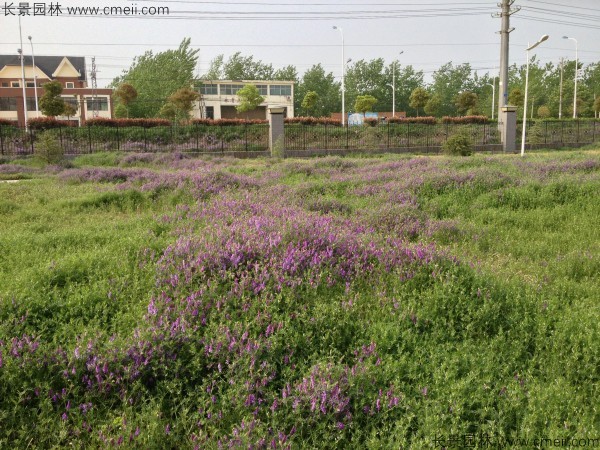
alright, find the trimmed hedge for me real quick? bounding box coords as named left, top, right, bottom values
left=85, top=118, right=171, bottom=128
left=388, top=116, right=437, bottom=125
left=0, top=118, right=16, bottom=127
left=442, top=115, right=489, bottom=124
left=192, top=118, right=268, bottom=126
left=285, top=117, right=341, bottom=126
left=28, top=117, right=73, bottom=130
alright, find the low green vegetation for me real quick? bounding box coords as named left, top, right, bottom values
left=0, top=149, right=598, bottom=448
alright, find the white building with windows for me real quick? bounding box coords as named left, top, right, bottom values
left=196, top=80, right=294, bottom=120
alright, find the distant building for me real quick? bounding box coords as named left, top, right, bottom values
left=0, top=54, right=113, bottom=126
left=196, top=80, right=294, bottom=120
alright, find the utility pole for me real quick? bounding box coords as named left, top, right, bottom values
left=493, top=0, right=520, bottom=123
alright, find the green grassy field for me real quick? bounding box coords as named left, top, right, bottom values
left=0, top=149, right=598, bottom=448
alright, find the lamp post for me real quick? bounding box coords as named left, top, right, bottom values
left=521, top=34, right=549, bottom=157
left=332, top=25, right=345, bottom=126
left=562, top=36, right=578, bottom=118
left=391, top=51, right=404, bottom=118
left=18, top=16, right=28, bottom=131
left=486, top=79, right=496, bottom=120
left=27, top=36, right=39, bottom=114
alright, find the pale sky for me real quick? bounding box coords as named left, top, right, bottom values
left=1, top=0, right=599, bottom=88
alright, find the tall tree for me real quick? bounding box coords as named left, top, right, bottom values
left=39, top=80, right=66, bottom=117
left=430, top=62, right=475, bottom=116
left=345, top=58, right=388, bottom=113
left=236, top=84, right=265, bottom=116
left=424, top=94, right=442, bottom=117
left=301, top=91, right=319, bottom=117
left=111, top=38, right=199, bottom=118
left=455, top=92, right=478, bottom=115
left=409, top=87, right=430, bottom=117
left=295, top=64, right=340, bottom=117
left=112, top=83, right=138, bottom=118
left=354, top=95, right=378, bottom=115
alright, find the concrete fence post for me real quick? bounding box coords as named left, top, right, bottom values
left=501, top=106, right=517, bottom=153
left=268, top=107, right=285, bottom=157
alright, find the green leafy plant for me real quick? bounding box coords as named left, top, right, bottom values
left=443, top=129, right=472, bottom=156
left=34, top=130, right=64, bottom=164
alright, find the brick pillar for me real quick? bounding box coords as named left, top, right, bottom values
left=268, top=107, right=285, bottom=157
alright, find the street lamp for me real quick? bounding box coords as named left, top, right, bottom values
left=18, top=16, right=28, bottom=131
left=28, top=36, right=39, bottom=114
left=391, top=51, right=404, bottom=118
left=521, top=34, right=549, bottom=157
left=486, top=78, right=496, bottom=120
left=563, top=36, right=578, bottom=118
left=332, top=25, right=345, bottom=126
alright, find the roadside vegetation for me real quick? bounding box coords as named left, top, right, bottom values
left=0, top=149, right=598, bottom=448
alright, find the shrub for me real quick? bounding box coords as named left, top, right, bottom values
left=442, top=115, right=489, bottom=124
left=528, top=122, right=546, bottom=144
left=443, top=130, right=472, bottom=156
left=34, top=130, right=64, bottom=164
left=388, top=116, right=437, bottom=125
left=85, top=118, right=171, bottom=128
left=192, top=118, right=268, bottom=126
left=285, top=117, right=341, bottom=126
left=0, top=118, right=16, bottom=127
left=28, top=117, right=71, bottom=130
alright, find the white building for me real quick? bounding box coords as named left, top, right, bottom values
left=195, top=80, right=294, bottom=120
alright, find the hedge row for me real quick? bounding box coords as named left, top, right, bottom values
left=192, top=118, right=268, bottom=126
left=441, top=115, right=489, bottom=124
left=28, top=117, right=75, bottom=130
left=85, top=118, right=171, bottom=128
left=285, top=117, right=341, bottom=126
left=388, top=116, right=437, bottom=125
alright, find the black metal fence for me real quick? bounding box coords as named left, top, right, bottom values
left=1, top=120, right=598, bottom=158
left=285, top=122, right=501, bottom=151
left=286, top=120, right=599, bottom=152
left=0, top=123, right=270, bottom=157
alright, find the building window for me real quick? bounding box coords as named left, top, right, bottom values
left=1, top=82, right=8, bottom=87
left=0, top=97, right=17, bottom=111
left=200, top=84, right=218, bottom=95
left=26, top=81, right=36, bottom=88
left=86, top=97, right=109, bottom=111
left=205, top=106, right=214, bottom=119
left=26, top=97, right=38, bottom=111
left=11, top=81, right=20, bottom=88
left=269, top=85, right=292, bottom=96
left=255, top=85, right=268, bottom=96
left=62, top=97, right=79, bottom=110
left=221, top=84, right=244, bottom=95
left=65, top=82, right=75, bottom=88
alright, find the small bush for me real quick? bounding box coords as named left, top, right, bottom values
left=443, top=130, right=472, bottom=156
left=85, top=118, right=171, bottom=128
left=192, top=118, right=268, bottom=126
left=388, top=116, right=437, bottom=125
left=28, top=117, right=71, bottom=130
left=285, top=117, right=341, bottom=126
left=34, top=130, right=64, bottom=164
left=0, top=118, right=16, bottom=127
left=442, top=115, right=489, bottom=124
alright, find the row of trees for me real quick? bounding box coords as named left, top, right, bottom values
left=109, top=38, right=600, bottom=120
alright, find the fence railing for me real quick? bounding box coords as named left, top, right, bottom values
left=0, top=123, right=270, bottom=157
left=0, top=120, right=598, bottom=157
left=285, top=122, right=502, bottom=151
